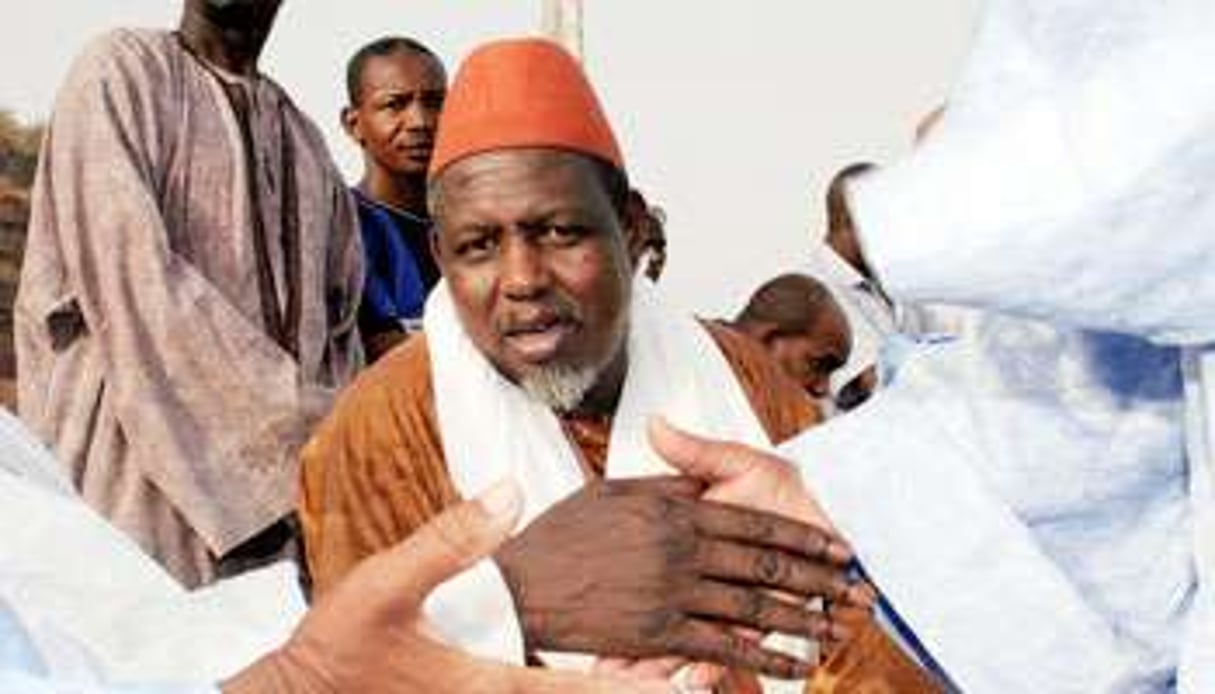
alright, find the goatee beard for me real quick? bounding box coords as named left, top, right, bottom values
left=519, top=364, right=601, bottom=414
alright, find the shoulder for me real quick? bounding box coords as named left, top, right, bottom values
left=299, top=333, right=455, bottom=590
left=53, top=29, right=180, bottom=124
left=268, top=79, right=340, bottom=171
left=700, top=320, right=823, bottom=443
left=305, top=334, right=437, bottom=464
left=300, top=333, right=450, bottom=509
left=70, top=28, right=177, bottom=86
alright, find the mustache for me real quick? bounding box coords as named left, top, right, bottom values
left=496, top=296, right=583, bottom=335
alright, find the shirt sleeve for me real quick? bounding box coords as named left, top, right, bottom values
left=850, top=0, right=1215, bottom=345
left=781, top=345, right=1150, bottom=692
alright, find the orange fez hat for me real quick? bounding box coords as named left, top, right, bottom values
left=428, top=37, right=625, bottom=180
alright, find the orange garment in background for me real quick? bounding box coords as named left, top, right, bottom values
left=299, top=323, right=938, bottom=693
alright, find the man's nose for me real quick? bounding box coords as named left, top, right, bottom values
left=499, top=237, right=549, bottom=300
left=404, top=102, right=438, bottom=132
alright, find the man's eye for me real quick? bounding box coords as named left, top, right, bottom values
left=380, top=96, right=408, bottom=111
left=542, top=224, right=587, bottom=245
left=456, top=235, right=497, bottom=258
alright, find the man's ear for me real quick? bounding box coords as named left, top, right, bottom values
left=752, top=322, right=784, bottom=346
left=340, top=106, right=362, bottom=144
left=429, top=226, right=445, bottom=268
left=621, top=206, right=647, bottom=269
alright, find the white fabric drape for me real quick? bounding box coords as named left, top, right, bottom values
left=422, top=278, right=769, bottom=665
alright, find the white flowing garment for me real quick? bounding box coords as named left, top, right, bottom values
left=787, top=1, right=1215, bottom=691
left=0, top=410, right=305, bottom=692
left=421, top=278, right=770, bottom=664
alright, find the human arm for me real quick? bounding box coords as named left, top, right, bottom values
left=224, top=481, right=672, bottom=694
left=849, top=1, right=1215, bottom=344
left=649, top=404, right=1149, bottom=693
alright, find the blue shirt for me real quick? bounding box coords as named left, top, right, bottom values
left=352, top=189, right=440, bottom=335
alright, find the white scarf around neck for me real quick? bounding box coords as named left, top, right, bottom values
left=424, top=278, right=770, bottom=524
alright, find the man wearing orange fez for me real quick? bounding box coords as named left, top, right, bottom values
left=299, top=38, right=936, bottom=692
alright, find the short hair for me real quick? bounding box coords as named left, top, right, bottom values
left=735, top=273, right=840, bottom=335
left=428, top=152, right=629, bottom=221
left=826, top=162, right=876, bottom=234
left=346, top=36, right=441, bottom=105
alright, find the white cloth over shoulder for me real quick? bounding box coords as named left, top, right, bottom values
left=421, top=278, right=769, bottom=665
left=0, top=409, right=304, bottom=691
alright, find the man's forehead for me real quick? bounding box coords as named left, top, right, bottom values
left=434, top=149, right=607, bottom=203
left=363, top=50, right=446, bottom=83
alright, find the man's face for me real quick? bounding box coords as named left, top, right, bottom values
left=344, top=51, right=447, bottom=179
left=768, top=307, right=851, bottom=398
left=432, top=149, right=635, bottom=410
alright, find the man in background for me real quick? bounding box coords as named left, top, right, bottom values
left=730, top=273, right=852, bottom=406
left=15, top=0, right=362, bottom=587
left=341, top=36, right=447, bottom=361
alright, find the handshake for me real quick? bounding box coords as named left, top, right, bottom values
left=225, top=420, right=863, bottom=693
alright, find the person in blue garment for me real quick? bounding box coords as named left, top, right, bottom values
left=341, top=36, right=447, bottom=361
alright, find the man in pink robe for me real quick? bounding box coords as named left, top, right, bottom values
left=15, top=0, right=362, bottom=587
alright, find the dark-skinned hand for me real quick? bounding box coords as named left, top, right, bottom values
left=223, top=480, right=671, bottom=694
left=494, top=476, right=859, bottom=680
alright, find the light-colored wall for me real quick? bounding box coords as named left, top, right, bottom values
left=1, top=0, right=980, bottom=316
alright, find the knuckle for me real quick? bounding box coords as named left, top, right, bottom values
left=638, top=609, right=681, bottom=643
left=736, top=588, right=766, bottom=624
left=428, top=508, right=479, bottom=560
left=755, top=550, right=788, bottom=585
left=745, top=512, right=776, bottom=542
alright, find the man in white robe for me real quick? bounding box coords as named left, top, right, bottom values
left=654, top=1, right=1215, bottom=691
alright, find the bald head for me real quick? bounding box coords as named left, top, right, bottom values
left=734, top=274, right=851, bottom=398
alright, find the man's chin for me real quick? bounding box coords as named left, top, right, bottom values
left=517, top=363, right=599, bottom=413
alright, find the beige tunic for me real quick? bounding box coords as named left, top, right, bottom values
left=15, top=29, right=362, bottom=588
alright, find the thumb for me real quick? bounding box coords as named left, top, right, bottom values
left=377, top=477, right=523, bottom=608
left=647, top=416, right=756, bottom=482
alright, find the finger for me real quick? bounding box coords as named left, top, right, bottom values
left=603, top=474, right=706, bottom=499
left=683, top=580, right=840, bottom=641
left=841, top=581, right=879, bottom=610
left=683, top=662, right=727, bottom=689
left=508, top=666, right=677, bottom=694
left=375, top=477, right=523, bottom=608
left=693, top=500, right=852, bottom=565
left=694, top=537, right=851, bottom=599
left=592, top=657, right=636, bottom=675
left=669, top=618, right=816, bottom=680
left=647, top=416, right=764, bottom=482
left=621, top=656, right=689, bottom=680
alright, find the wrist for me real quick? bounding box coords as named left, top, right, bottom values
left=220, top=643, right=335, bottom=694
left=493, top=548, right=545, bottom=651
